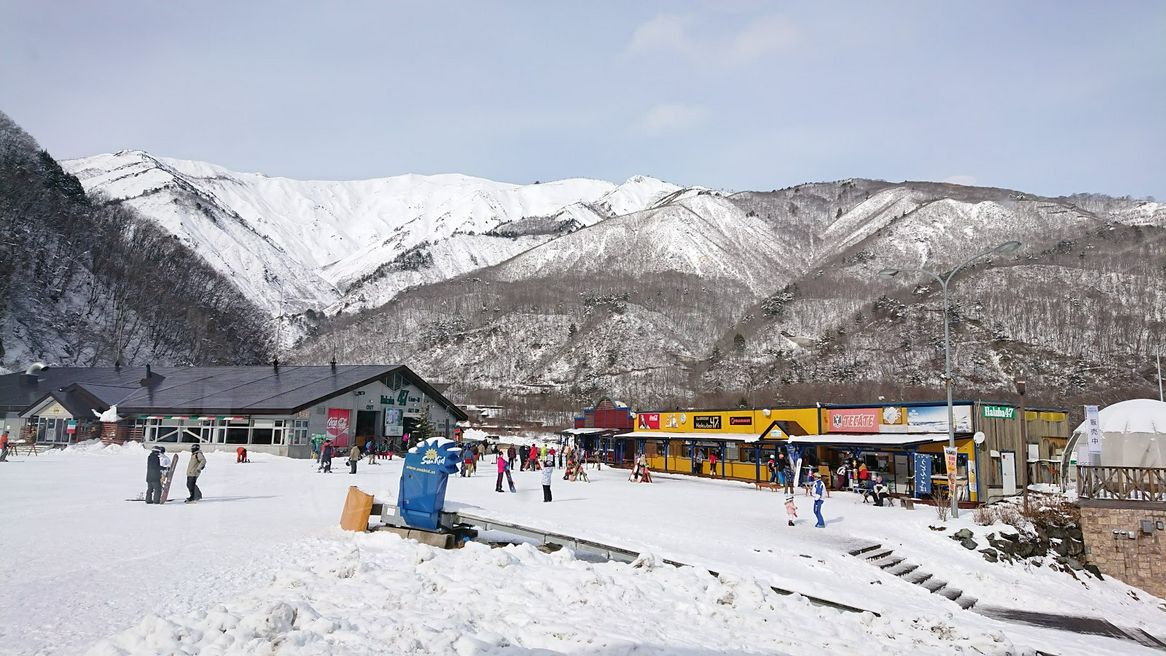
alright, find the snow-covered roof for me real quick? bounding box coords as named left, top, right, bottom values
left=790, top=433, right=951, bottom=447
left=614, top=431, right=762, bottom=442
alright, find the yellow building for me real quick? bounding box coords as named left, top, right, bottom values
left=621, top=407, right=818, bottom=479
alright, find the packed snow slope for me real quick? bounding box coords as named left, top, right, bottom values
left=1, top=442, right=1163, bottom=656
left=63, top=151, right=680, bottom=317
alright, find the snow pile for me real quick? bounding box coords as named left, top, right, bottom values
left=45, top=439, right=147, bottom=457
left=86, top=533, right=1026, bottom=656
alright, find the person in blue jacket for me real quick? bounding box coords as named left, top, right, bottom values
left=812, top=472, right=826, bottom=528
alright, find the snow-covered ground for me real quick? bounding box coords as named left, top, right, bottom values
left=0, top=443, right=1162, bottom=655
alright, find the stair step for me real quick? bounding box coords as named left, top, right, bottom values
left=874, top=556, right=906, bottom=570
left=863, top=549, right=893, bottom=561
left=887, top=562, right=920, bottom=577
left=904, top=571, right=933, bottom=585
left=938, top=587, right=964, bottom=600
left=848, top=543, right=883, bottom=557
left=955, top=595, right=979, bottom=610
left=921, top=578, right=947, bottom=593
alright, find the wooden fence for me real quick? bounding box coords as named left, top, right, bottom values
left=1077, top=465, right=1166, bottom=502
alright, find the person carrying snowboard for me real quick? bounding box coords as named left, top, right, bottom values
left=146, top=446, right=166, bottom=504
left=496, top=452, right=508, bottom=492
left=186, top=444, right=206, bottom=502
left=541, top=457, right=554, bottom=502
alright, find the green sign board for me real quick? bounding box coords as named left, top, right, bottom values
left=982, top=405, right=1016, bottom=420
left=381, top=390, right=411, bottom=406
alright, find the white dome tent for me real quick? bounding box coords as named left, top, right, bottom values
left=1061, top=399, right=1166, bottom=484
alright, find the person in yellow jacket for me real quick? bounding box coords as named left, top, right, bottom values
left=185, top=443, right=207, bottom=503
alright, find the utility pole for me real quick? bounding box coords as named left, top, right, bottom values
left=1158, top=347, right=1163, bottom=402
left=881, top=240, right=1022, bottom=517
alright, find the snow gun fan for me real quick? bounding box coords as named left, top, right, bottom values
left=394, top=437, right=462, bottom=531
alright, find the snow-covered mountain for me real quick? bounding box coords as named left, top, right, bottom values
left=295, top=178, right=1166, bottom=409
left=55, top=147, right=1166, bottom=409
left=63, top=151, right=682, bottom=320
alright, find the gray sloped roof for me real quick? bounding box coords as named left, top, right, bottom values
left=1, top=365, right=467, bottom=420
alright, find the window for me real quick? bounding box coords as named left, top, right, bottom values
left=290, top=420, right=309, bottom=445
left=225, top=428, right=249, bottom=444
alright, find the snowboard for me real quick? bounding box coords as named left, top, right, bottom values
left=505, top=469, right=516, bottom=493
left=159, top=454, right=180, bottom=504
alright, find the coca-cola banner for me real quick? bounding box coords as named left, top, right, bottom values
left=828, top=408, right=879, bottom=433
left=326, top=408, right=351, bottom=447
left=637, top=413, right=661, bottom=430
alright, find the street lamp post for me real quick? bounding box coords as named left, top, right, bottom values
left=880, top=241, right=1021, bottom=519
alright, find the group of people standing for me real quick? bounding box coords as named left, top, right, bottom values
left=143, top=443, right=206, bottom=504
left=493, top=445, right=556, bottom=502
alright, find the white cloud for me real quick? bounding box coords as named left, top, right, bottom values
left=637, top=103, right=708, bottom=137
left=727, top=15, right=799, bottom=65
left=627, top=12, right=798, bottom=67
left=943, top=175, right=977, bottom=186
left=627, top=14, right=694, bottom=57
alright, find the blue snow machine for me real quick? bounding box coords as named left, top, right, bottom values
left=393, top=437, right=463, bottom=530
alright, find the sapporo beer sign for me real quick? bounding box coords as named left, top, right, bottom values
left=694, top=415, right=721, bottom=430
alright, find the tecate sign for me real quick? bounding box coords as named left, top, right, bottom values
left=828, top=408, right=879, bottom=432
left=982, top=405, right=1016, bottom=419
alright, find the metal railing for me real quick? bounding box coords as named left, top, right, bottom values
left=1077, top=465, right=1166, bottom=502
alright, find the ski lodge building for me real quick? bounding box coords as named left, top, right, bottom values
left=573, top=400, right=1069, bottom=504
left=0, top=364, right=466, bottom=458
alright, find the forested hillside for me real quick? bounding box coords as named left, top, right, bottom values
left=0, top=111, right=271, bottom=369
left=295, top=180, right=1165, bottom=412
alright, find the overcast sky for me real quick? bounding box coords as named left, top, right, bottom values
left=2, top=1, right=1163, bottom=198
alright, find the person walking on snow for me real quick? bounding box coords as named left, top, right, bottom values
left=145, top=446, right=166, bottom=504
left=784, top=495, right=798, bottom=527
left=766, top=456, right=777, bottom=484
left=185, top=444, right=206, bottom=503
left=812, top=472, right=826, bottom=528
left=496, top=452, right=508, bottom=492
left=319, top=440, right=334, bottom=473
left=507, top=445, right=516, bottom=471
left=708, top=450, right=718, bottom=477
left=0, top=430, right=9, bottom=462
left=349, top=443, right=361, bottom=474
left=541, top=457, right=554, bottom=502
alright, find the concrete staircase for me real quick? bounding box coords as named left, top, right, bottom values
left=849, top=543, right=978, bottom=610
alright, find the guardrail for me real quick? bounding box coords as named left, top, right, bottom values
left=1077, top=465, right=1166, bottom=502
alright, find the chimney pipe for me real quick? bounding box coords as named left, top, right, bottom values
left=21, top=362, right=47, bottom=385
